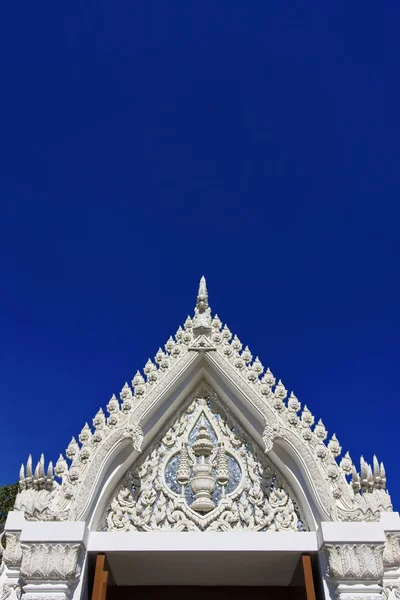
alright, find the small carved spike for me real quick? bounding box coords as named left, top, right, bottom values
left=260, top=371, right=273, bottom=396
left=159, top=353, right=170, bottom=371
left=120, top=382, right=133, bottom=401
left=107, top=394, right=120, bottom=414
left=274, top=380, right=287, bottom=401
left=340, top=451, right=353, bottom=475
left=252, top=357, right=264, bottom=376
left=155, top=348, right=164, bottom=364
left=380, top=462, right=387, bottom=489
left=19, top=463, right=26, bottom=490
left=314, top=419, right=327, bottom=441
left=182, top=328, right=193, bottom=345
left=360, top=456, right=372, bottom=493
left=26, top=455, right=33, bottom=478
left=38, top=454, right=45, bottom=478
left=241, top=346, right=253, bottom=364
left=165, top=336, right=175, bottom=354
left=221, top=324, right=232, bottom=341
left=66, top=436, right=80, bottom=460
left=301, top=405, right=314, bottom=427
left=79, top=423, right=92, bottom=445
left=351, top=465, right=361, bottom=494
left=212, top=314, right=222, bottom=330
left=55, top=453, right=67, bottom=477
left=328, top=433, right=342, bottom=458
left=93, top=408, right=106, bottom=430
left=184, top=316, right=193, bottom=331
left=132, top=371, right=145, bottom=387
left=145, top=359, right=157, bottom=374
left=33, top=461, right=39, bottom=478
left=122, top=393, right=133, bottom=412
left=272, top=382, right=286, bottom=411
left=288, top=392, right=301, bottom=413
left=175, top=326, right=184, bottom=341
left=231, top=335, right=242, bottom=353
left=132, top=369, right=146, bottom=396
left=262, top=368, right=276, bottom=388
left=360, top=456, right=369, bottom=483
left=373, top=455, right=380, bottom=480
left=367, top=463, right=374, bottom=492
left=146, top=359, right=158, bottom=383
left=34, top=455, right=45, bottom=490
left=45, top=461, right=54, bottom=490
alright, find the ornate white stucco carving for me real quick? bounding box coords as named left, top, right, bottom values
left=12, top=276, right=393, bottom=526
left=0, top=532, right=22, bottom=600
left=383, top=533, right=400, bottom=600
left=325, top=544, right=384, bottom=581
left=2, top=534, right=22, bottom=569
left=0, top=582, right=11, bottom=600
left=325, top=543, right=386, bottom=600
left=104, top=385, right=306, bottom=532
left=384, top=534, right=400, bottom=569
left=20, top=544, right=81, bottom=581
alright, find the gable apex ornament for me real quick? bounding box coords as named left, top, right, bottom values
left=192, top=276, right=212, bottom=338
left=12, top=276, right=393, bottom=526
left=188, top=334, right=216, bottom=352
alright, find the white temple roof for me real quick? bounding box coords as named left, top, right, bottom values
left=15, top=277, right=392, bottom=528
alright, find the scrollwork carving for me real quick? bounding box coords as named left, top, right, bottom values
left=104, top=386, right=307, bottom=532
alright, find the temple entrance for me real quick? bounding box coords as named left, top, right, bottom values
left=90, top=553, right=319, bottom=600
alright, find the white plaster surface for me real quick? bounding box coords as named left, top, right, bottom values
left=20, top=521, right=87, bottom=544
left=87, top=531, right=318, bottom=553
left=320, top=521, right=386, bottom=543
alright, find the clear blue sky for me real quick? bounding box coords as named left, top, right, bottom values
left=1, top=3, right=399, bottom=507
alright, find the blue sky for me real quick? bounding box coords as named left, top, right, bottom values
left=1, top=3, right=399, bottom=507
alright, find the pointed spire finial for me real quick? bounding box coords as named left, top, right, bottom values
left=196, top=276, right=209, bottom=313
left=192, top=276, right=212, bottom=338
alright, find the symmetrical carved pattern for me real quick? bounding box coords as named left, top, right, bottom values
left=2, top=534, right=22, bottom=569
left=12, top=277, right=393, bottom=524
left=384, top=534, right=400, bottom=568
left=382, top=533, right=400, bottom=600
left=325, top=544, right=384, bottom=580
left=104, top=387, right=307, bottom=532
left=20, top=543, right=81, bottom=581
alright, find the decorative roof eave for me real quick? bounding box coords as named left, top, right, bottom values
left=15, top=277, right=392, bottom=525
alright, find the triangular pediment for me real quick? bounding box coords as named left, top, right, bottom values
left=100, top=380, right=308, bottom=532
left=15, top=277, right=392, bottom=529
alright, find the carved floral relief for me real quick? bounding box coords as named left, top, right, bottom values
left=104, top=389, right=307, bottom=532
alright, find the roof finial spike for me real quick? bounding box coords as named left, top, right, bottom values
left=196, top=276, right=209, bottom=313
left=193, top=276, right=212, bottom=338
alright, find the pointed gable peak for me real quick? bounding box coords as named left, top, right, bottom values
left=16, top=277, right=393, bottom=524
